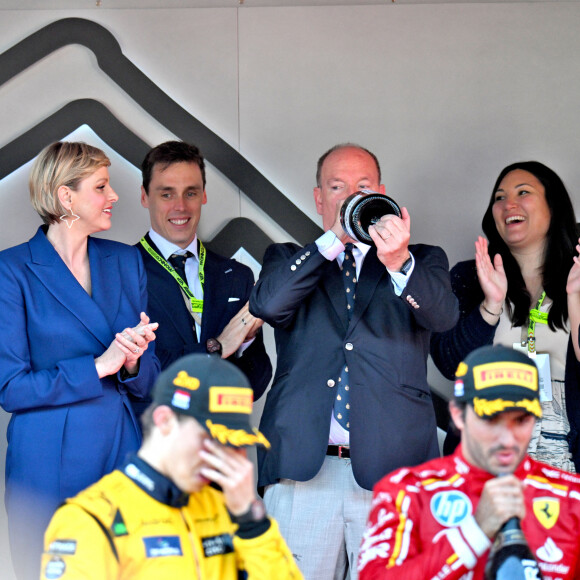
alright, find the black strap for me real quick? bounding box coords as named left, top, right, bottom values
left=82, top=508, right=120, bottom=563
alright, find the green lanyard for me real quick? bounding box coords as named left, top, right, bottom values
left=140, top=237, right=206, bottom=313
left=527, top=291, right=548, bottom=356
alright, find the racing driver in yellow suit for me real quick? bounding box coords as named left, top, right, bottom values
left=41, top=354, right=302, bottom=580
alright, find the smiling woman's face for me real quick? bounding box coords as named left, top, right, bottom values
left=68, top=166, right=118, bottom=235
left=491, top=169, right=551, bottom=253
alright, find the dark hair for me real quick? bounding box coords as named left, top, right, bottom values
left=482, top=161, right=578, bottom=330
left=141, top=141, right=206, bottom=193
left=315, top=143, right=381, bottom=187
left=450, top=399, right=468, bottom=417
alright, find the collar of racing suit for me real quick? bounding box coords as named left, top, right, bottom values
left=122, top=454, right=190, bottom=508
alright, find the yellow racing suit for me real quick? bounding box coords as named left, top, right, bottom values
left=41, top=455, right=302, bottom=579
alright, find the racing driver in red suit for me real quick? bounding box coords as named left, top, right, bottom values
left=359, top=345, right=580, bottom=580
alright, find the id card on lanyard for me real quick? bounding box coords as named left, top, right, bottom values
left=139, top=237, right=206, bottom=315
left=513, top=291, right=552, bottom=402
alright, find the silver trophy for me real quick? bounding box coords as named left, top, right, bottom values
left=340, top=189, right=401, bottom=244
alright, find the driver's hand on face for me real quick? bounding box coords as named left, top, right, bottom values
left=199, top=439, right=256, bottom=515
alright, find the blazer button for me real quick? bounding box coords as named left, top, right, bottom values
left=327, top=379, right=335, bottom=388
left=345, top=343, right=353, bottom=351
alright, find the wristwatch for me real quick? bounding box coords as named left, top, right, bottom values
left=205, top=338, right=223, bottom=356
left=229, top=499, right=268, bottom=525
left=399, top=256, right=413, bottom=275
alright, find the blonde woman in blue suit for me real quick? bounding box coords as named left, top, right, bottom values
left=0, top=142, right=160, bottom=580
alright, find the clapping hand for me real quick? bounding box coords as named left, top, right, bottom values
left=567, top=238, right=580, bottom=297
left=95, top=312, right=158, bottom=378
left=567, top=238, right=580, bottom=362
left=475, top=236, right=507, bottom=323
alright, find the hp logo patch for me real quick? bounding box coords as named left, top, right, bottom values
left=430, top=491, right=472, bottom=527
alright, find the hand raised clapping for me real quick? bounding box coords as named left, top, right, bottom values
left=95, top=312, right=158, bottom=378
left=567, top=238, right=580, bottom=297
left=567, top=238, right=580, bottom=362
left=475, top=236, right=507, bottom=323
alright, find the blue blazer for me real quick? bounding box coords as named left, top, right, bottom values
left=0, top=227, right=159, bottom=579
left=136, top=234, right=272, bottom=402
left=250, top=242, right=459, bottom=491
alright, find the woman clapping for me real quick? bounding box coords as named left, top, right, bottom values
left=0, top=142, right=159, bottom=579
left=432, top=161, right=580, bottom=472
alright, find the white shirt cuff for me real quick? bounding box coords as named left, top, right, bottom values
left=316, top=231, right=345, bottom=261
left=387, top=253, right=415, bottom=296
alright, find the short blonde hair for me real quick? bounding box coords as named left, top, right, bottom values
left=29, top=142, right=111, bottom=224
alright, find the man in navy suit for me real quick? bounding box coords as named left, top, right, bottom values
left=249, top=143, right=459, bottom=580
left=136, top=141, right=271, bottom=408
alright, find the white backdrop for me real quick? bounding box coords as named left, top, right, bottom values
left=2, top=3, right=580, bottom=576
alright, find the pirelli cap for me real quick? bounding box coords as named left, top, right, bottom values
left=453, top=345, right=542, bottom=419
left=153, top=354, right=270, bottom=448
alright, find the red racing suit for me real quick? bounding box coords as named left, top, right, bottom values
left=358, top=446, right=580, bottom=580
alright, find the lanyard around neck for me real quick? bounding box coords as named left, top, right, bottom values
left=527, top=291, right=547, bottom=356
left=140, top=237, right=206, bottom=313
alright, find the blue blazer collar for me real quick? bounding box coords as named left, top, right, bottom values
left=27, top=227, right=121, bottom=348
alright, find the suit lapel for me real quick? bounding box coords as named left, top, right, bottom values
left=201, top=252, right=234, bottom=341
left=140, top=234, right=194, bottom=345
left=88, top=238, right=122, bottom=335
left=27, top=229, right=115, bottom=348
left=350, top=247, right=389, bottom=328
left=321, top=259, right=349, bottom=329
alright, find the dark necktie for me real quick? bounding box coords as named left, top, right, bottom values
left=333, top=243, right=357, bottom=430
left=168, top=251, right=193, bottom=283
left=168, top=251, right=198, bottom=342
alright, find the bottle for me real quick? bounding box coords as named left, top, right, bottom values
left=484, top=517, right=543, bottom=579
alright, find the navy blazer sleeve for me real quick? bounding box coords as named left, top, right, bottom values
left=430, top=260, right=497, bottom=380
left=203, top=256, right=272, bottom=401
left=251, top=242, right=458, bottom=333
left=250, top=242, right=329, bottom=327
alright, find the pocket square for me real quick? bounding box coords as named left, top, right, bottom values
left=228, top=297, right=240, bottom=302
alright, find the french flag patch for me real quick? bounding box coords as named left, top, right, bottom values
left=172, top=389, right=191, bottom=410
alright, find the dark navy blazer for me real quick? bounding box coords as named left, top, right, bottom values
left=136, top=234, right=271, bottom=402
left=250, top=242, right=459, bottom=491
